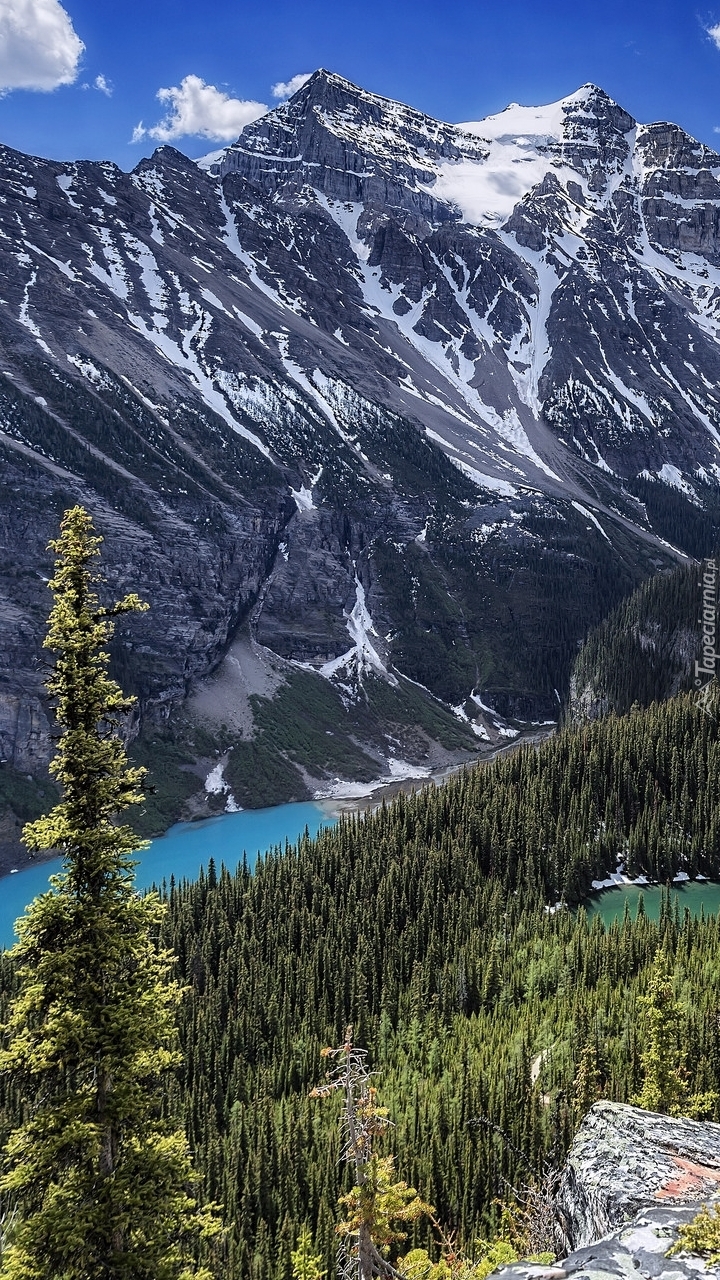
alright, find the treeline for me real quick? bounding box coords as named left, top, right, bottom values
left=423, top=500, right=662, bottom=716
left=626, top=476, right=720, bottom=560
left=569, top=559, right=709, bottom=719
left=227, top=687, right=719, bottom=904
left=155, top=689, right=719, bottom=1277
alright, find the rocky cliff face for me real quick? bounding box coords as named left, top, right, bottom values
left=0, top=71, right=717, bottom=812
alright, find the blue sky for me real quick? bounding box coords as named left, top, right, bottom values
left=1, top=0, right=720, bottom=167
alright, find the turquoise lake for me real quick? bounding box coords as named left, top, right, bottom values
left=5, top=809, right=720, bottom=951
left=0, top=802, right=336, bottom=950
left=586, top=880, right=720, bottom=926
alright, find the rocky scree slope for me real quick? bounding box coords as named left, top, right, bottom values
left=0, top=71, right=718, bottom=824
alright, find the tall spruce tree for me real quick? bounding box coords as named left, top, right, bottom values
left=632, top=949, right=688, bottom=1116
left=0, top=507, right=216, bottom=1280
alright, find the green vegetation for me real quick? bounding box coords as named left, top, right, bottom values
left=291, top=1227, right=325, bottom=1280
left=1, top=532, right=719, bottom=1280
left=225, top=671, right=380, bottom=806
left=570, top=559, right=709, bottom=719
left=626, top=476, right=720, bottom=560
left=0, top=508, right=214, bottom=1280
left=129, top=721, right=224, bottom=837
left=632, top=949, right=692, bottom=1115
left=38, top=684, right=705, bottom=1279
left=631, top=948, right=718, bottom=1120
left=0, top=766, right=57, bottom=827
left=398, top=1240, right=521, bottom=1280
left=245, top=686, right=720, bottom=897
left=311, top=1034, right=432, bottom=1280
left=670, top=1204, right=720, bottom=1263
left=125, top=666, right=478, bottom=828
left=573, top=1042, right=601, bottom=1122
left=225, top=669, right=476, bottom=809
left=150, top=762, right=720, bottom=1277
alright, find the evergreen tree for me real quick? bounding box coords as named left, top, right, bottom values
left=633, top=950, right=687, bottom=1115
left=0, top=507, right=216, bottom=1280
left=3, top=667, right=720, bottom=1280
left=291, top=1227, right=325, bottom=1280
left=572, top=1043, right=601, bottom=1123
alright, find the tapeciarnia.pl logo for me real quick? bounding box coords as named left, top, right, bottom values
left=696, top=557, right=717, bottom=716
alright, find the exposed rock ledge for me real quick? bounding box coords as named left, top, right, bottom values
left=498, top=1102, right=720, bottom=1280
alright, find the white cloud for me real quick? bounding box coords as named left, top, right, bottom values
left=132, top=74, right=267, bottom=144
left=707, top=21, right=720, bottom=49
left=94, top=73, right=111, bottom=96
left=0, top=0, right=84, bottom=91
left=272, top=72, right=312, bottom=100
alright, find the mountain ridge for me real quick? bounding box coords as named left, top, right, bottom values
left=0, top=69, right=716, bottom=831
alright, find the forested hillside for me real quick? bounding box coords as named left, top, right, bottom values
left=569, top=560, right=710, bottom=720
left=167, top=898, right=720, bottom=1279
left=2, top=688, right=719, bottom=1279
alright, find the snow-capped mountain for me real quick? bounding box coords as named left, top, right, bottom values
left=211, top=72, right=720, bottom=489
left=0, top=69, right=717, bottom=801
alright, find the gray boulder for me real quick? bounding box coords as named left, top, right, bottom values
left=499, top=1205, right=720, bottom=1280
left=494, top=1103, right=720, bottom=1280
left=556, top=1102, right=720, bottom=1253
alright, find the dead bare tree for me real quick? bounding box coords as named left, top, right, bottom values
left=469, top=1115, right=560, bottom=1258
left=311, top=1027, right=431, bottom=1280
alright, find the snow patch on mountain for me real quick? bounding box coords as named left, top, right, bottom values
left=319, top=577, right=397, bottom=688
left=571, top=500, right=611, bottom=541
left=126, top=309, right=273, bottom=458
left=204, top=758, right=241, bottom=813
left=436, top=87, right=630, bottom=226
left=650, top=464, right=699, bottom=501
left=495, top=408, right=561, bottom=482
left=56, top=172, right=81, bottom=209
left=314, top=193, right=370, bottom=261
left=18, top=270, right=52, bottom=355
left=443, top=452, right=518, bottom=497
left=290, top=466, right=322, bottom=512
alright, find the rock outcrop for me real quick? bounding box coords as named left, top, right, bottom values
left=556, top=1102, right=720, bottom=1252
left=500, top=1205, right=720, bottom=1280
left=496, top=1103, right=720, bottom=1280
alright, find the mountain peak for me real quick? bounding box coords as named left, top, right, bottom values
left=219, top=67, right=478, bottom=213
left=284, top=67, right=350, bottom=100
left=573, top=81, right=617, bottom=100
left=275, top=67, right=394, bottom=114
left=566, top=82, right=635, bottom=126
left=462, top=84, right=634, bottom=143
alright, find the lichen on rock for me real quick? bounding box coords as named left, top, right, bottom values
left=492, top=1103, right=720, bottom=1280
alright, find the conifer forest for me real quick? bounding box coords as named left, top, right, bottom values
left=3, top=678, right=720, bottom=1278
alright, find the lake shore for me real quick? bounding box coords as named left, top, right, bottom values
left=586, top=879, right=720, bottom=925
left=0, top=724, right=554, bottom=882
left=317, top=725, right=555, bottom=818
left=0, top=801, right=337, bottom=949
left=0, top=841, right=56, bottom=880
